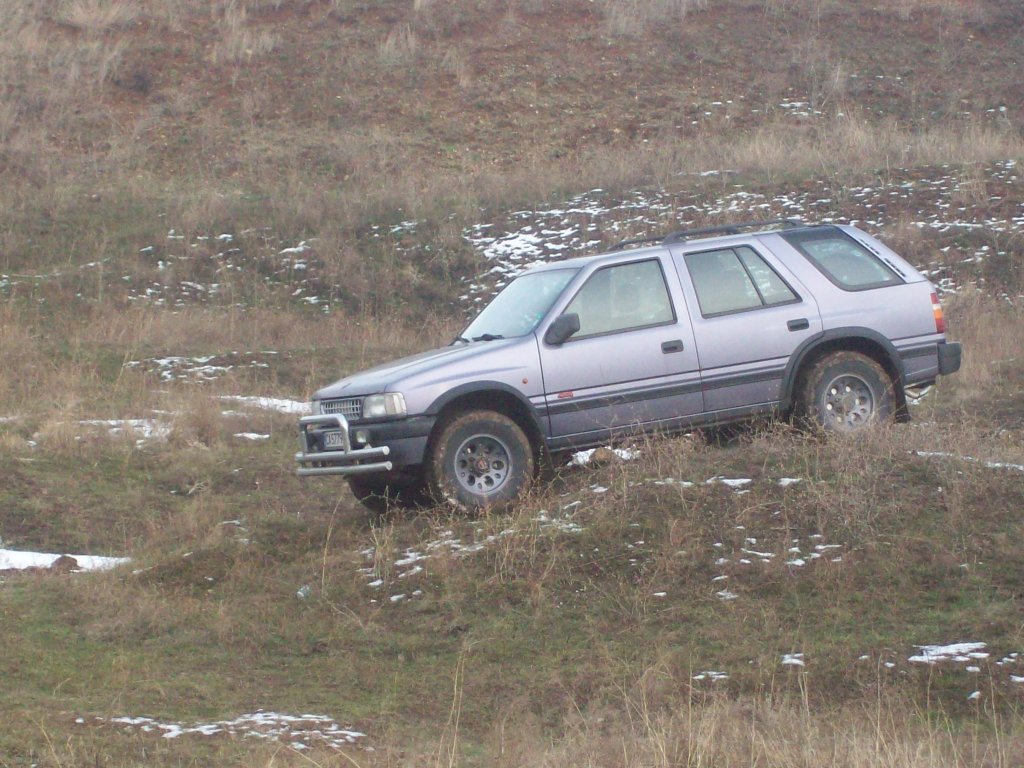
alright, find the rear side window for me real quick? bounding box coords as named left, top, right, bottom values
left=565, top=259, right=675, bottom=337
left=684, top=246, right=798, bottom=317
left=782, top=229, right=902, bottom=290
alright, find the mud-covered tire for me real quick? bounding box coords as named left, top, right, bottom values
left=426, top=410, right=534, bottom=511
left=348, top=476, right=429, bottom=514
left=797, top=351, right=895, bottom=433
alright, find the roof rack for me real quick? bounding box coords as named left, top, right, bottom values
left=610, top=218, right=804, bottom=251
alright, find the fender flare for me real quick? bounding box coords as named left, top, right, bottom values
left=425, top=381, right=549, bottom=439
left=780, top=328, right=906, bottom=409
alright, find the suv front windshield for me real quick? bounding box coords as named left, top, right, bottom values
left=461, top=268, right=577, bottom=341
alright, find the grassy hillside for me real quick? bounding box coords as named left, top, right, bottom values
left=1, top=0, right=1023, bottom=765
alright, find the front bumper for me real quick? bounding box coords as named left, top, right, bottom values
left=295, top=414, right=393, bottom=477
left=295, top=413, right=434, bottom=478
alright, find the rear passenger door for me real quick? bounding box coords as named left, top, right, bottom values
left=671, top=243, right=822, bottom=413
left=538, top=257, right=702, bottom=439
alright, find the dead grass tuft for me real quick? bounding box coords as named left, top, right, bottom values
left=208, top=2, right=279, bottom=65
left=602, top=0, right=708, bottom=37
left=441, top=46, right=473, bottom=89
left=168, top=391, right=230, bottom=448
left=378, top=23, right=420, bottom=67
left=57, top=0, right=138, bottom=33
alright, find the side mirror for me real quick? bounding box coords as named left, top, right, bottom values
left=543, top=313, right=580, bottom=346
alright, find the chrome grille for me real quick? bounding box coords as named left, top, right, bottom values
left=321, top=397, right=361, bottom=419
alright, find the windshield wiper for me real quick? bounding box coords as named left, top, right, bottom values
left=453, top=335, right=471, bottom=344
left=472, top=333, right=505, bottom=342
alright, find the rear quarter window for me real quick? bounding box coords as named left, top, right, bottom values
left=683, top=246, right=799, bottom=317
left=782, top=229, right=903, bottom=291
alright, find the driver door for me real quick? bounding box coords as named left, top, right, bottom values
left=538, top=257, right=702, bottom=440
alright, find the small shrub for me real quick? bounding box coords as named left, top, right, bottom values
left=377, top=23, right=419, bottom=67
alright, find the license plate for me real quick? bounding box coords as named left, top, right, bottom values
left=323, top=431, right=347, bottom=450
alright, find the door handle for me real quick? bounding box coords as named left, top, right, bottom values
left=787, top=318, right=810, bottom=331
left=661, top=339, right=684, bottom=353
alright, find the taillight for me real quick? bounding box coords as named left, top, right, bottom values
left=931, top=292, right=945, bottom=334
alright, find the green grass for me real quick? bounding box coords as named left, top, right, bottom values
left=3, top=409, right=1023, bottom=763
left=2, top=0, right=1024, bottom=762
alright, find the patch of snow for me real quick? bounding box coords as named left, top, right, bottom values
left=571, top=446, right=638, bottom=465
left=706, top=476, right=752, bottom=488
left=279, top=241, right=312, bottom=256
left=125, top=352, right=275, bottom=382
left=79, top=418, right=171, bottom=444
left=99, top=711, right=364, bottom=749
left=0, top=549, right=130, bottom=572
left=913, top=450, right=1024, bottom=473
left=651, top=478, right=695, bottom=487
left=460, top=161, right=1024, bottom=314
left=536, top=510, right=584, bottom=534
left=781, top=653, right=805, bottom=667
left=692, top=670, right=729, bottom=681
left=908, top=642, right=989, bottom=665
left=220, top=396, right=310, bottom=415
left=393, top=551, right=426, bottom=568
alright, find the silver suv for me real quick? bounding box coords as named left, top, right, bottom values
left=296, top=220, right=961, bottom=511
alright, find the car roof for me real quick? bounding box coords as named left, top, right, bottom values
left=519, top=223, right=836, bottom=276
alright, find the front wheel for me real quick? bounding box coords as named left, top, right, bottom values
left=426, top=410, right=534, bottom=511
left=797, top=351, right=895, bottom=433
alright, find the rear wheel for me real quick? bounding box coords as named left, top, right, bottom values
left=797, top=351, right=895, bottom=433
left=426, top=410, right=534, bottom=511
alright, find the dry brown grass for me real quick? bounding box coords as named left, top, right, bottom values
left=208, top=2, right=279, bottom=66
left=57, top=0, right=138, bottom=33
left=0, top=0, right=1018, bottom=276
left=944, top=288, right=1024, bottom=396
left=519, top=695, right=1022, bottom=767
left=887, top=0, right=989, bottom=23
left=601, top=0, right=709, bottom=37
left=0, top=299, right=460, bottom=444
left=441, top=46, right=473, bottom=89
left=378, top=23, right=420, bottom=67
left=762, top=0, right=987, bottom=23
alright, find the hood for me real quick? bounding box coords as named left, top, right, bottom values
left=314, top=338, right=519, bottom=400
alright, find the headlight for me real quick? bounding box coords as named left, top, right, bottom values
left=310, top=399, right=322, bottom=415
left=361, top=392, right=407, bottom=419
